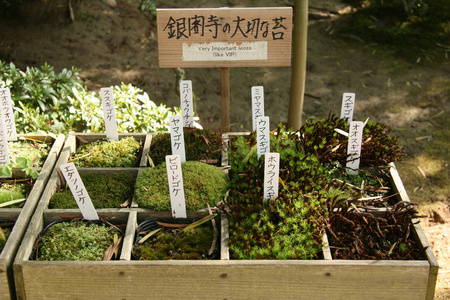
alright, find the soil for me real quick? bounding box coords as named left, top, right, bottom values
left=0, top=0, right=449, bottom=297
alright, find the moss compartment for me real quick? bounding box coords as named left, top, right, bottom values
left=71, top=137, right=141, bottom=168
left=35, top=221, right=123, bottom=261
left=0, top=182, right=31, bottom=208
left=8, top=140, right=49, bottom=168
left=134, top=161, right=228, bottom=211
left=133, top=220, right=215, bottom=260
left=49, top=172, right=135, bottom=209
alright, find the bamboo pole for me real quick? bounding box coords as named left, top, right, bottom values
left=221, top=67, right=230, bottom=132
left=287, top=0, right=308, bottom=130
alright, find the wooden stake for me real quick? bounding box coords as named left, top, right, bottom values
left=288, top=0, right=308, bottom=130
left=221, top=67, right=230, bottom=131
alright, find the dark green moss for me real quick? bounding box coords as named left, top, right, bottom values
left=133, top=224, right=213, bottom=260
left=134, top=161, right=228, bottom=211
left=49, top=172, right=135, bottom=209
left=149, top=128, right=223, bottom=166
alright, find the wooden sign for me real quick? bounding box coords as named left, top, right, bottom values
left=0, top=88, right=17, bottom=141
left=346, top=121, right=364, bottom=175
left=166, top=155, right=187, bottom=218
left=157, top=7, right=292, bottom=68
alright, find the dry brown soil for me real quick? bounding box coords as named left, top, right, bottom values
left=0, top=0, right=449, bottom=298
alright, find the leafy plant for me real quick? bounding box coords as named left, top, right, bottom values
left=49, top=172, right=135, bottom=209
left=299, top=114, right=405, bottom=169
left=134, top=161, right=229, bottom=211
left=70, top=137, right=142, bottom=168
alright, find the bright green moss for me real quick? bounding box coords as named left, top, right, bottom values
left=0, top=183, right=30, bottom=208
left=134, top=161, right=228, bottom=211
left=36, top=222, right=118, bottom=261
left=72, top=137, right=141, bottom=167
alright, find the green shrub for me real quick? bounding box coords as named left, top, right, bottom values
left=134, top=161, right=229, bottom=211
left=0, top=61, right=195, bottom=134
left=49, top=172, right=135, bottom=209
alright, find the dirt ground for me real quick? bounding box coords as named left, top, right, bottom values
left=0, top=0, right=449, bottom=298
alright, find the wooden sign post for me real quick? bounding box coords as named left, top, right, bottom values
left=157, top=7, right=292, bottom=130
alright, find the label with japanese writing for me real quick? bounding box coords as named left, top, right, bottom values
left=157, top=7, right=292, bottom=68
left=256, top=116, right=270, bottom=159
left=60, top=163, right=99, bottom=220
left=0, top=119, right=10, bottom=166
left=100, top=87, right=119, bottom=141
left=0, top=88, right=17, bottom=141
left=169, top=116, right=186, bottom=162
left=166, top=155, right=187, bottom=218
left=264, top=153, right=280, bottom=204
left=182, top=41, right=268, bottom=62
left=340, top=92, right=356, bottom=122
left=180, top=80, right=194, bottom=127
left=346, top=121, right=364, bottom=175
left=252, top=86, right=265, bottom=132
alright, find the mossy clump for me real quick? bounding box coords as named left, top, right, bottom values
left=8, top=140, right=49, bottom=168
left=36, top=221, right=119, bottom=261
left=49, top=173, right=135, bottom=209
left=0, top=183, right=30, bottom=208
left=71, top=137, right=141, bottom=167
left=149, top=128, right=224, bottom=166
left=134, top=224, right=214, bottom=260
left=134, top=161, right=228, bottom=211
left=0, top=225, right=12, bottom=253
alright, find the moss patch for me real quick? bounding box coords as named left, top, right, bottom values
left=72, top=137, right=141, bottom=167
left=0, top=183, right=30, bottom=208
left=49, top=172, right=135, bottom=209
left=134, top=161, right=228, bottom=211
left=36, top=222, right=118, bottom=261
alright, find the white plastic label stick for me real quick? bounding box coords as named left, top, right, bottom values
left=264, top=153, right=280, bottom=204
left=169, top=116, right=186, bottom=162
left=180, top=80, right=194, bottom=128
left=251, top=86, right=264, bottom=132
left=0, top=119, right=10, bottom=166
left=257, top=116, right=270, bottom=159
left=166, top=155, right=187, bottom=218
left=60, top=163, right=99, bottom=220
left=0, top=88, right=17, bottom=141
left=100, top=87, right=119, bottom=141
left=340, top=93, right=356, bottom=122
left=346, top=121, right=364, bottom=175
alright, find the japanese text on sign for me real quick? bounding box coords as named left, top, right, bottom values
left=169, top=116, right=186, bottom=162
left=0, top=88, right=17, bottom=141
left=252, top=86, right=265, bottom=131
left=180, top=80, right=194, bottom=127
left=60, top=163, right=99, bottom=220
left=340, top=93, right=356, bottom=122
left=162, top=14, right=288, bottom=40
left=257, top=116, right=270, bottom=159
left=346, top=121, right=364, bottom=175
left=100, top=87, right=119, bottom=141
left=0, top=119, right=10, bottom=167
left=157, top=8, right=292, bottom=68
left=166, top=155, right=187, bottom=218
left=264, top=153, right=280, bottom=204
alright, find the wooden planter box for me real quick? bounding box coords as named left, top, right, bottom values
left=0, top=134, right=65, bottom=299
left=12, top=133, right=438, bottom=299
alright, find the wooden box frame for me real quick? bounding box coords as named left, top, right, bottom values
left=12, top=133, right=438, bottom=299
left=0, top=134, right=65, bottom=299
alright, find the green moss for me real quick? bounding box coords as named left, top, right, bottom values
left=149, top=128, right=223, bottom=166
left=49, top=172, right=135, bottom=209
left=133, top=224, right=213, bottom=260
left=0, top=183, right=30, bottom=208
left=0, top=226, right=12, bottom=253
left=72, top=137, right=141, bottom=167
left=36, top=222, right=118, bottom=261
left=134, top=161, right=228, bottom=211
